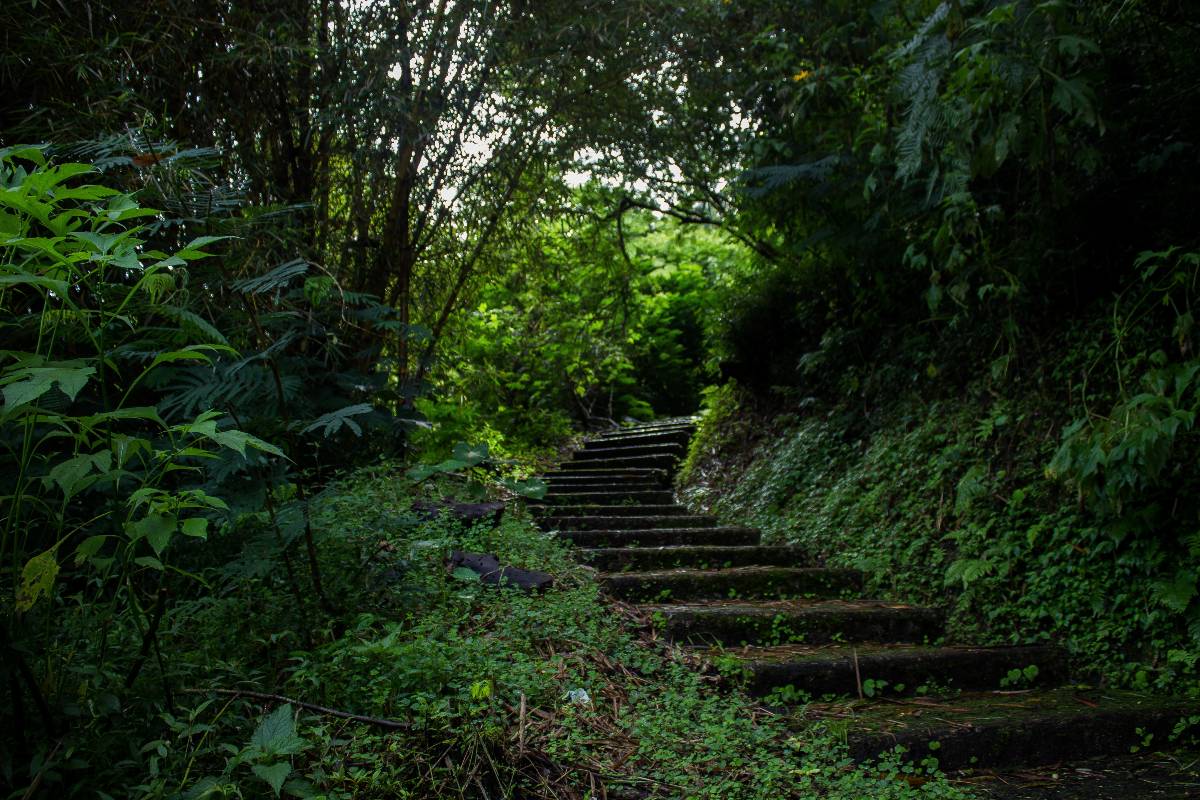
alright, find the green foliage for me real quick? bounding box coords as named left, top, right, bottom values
left=3, top=458, right=972, bottom=797
left=684, top=343, right=1200, bottom=698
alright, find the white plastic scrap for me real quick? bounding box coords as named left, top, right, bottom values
left=564, top=688, right=591, bottom=706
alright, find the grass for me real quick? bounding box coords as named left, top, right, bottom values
left=30, top=461, right=978, bottom=798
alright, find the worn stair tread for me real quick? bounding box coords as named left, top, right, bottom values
left=796, top=687, right=1197, bottom=772
left=559, top=526, right=761, bottom=548
left=538, top=504, right=691, bottom=517
left=544, top=486, right=666, bottom=495
left=546, top=482, right=665, bottom=494
left=701, top=642, right=1068, bottom=696
left=599, top=420, right=696, bottom=436
left=580, top=545, right=813, bottom=571
left=557, top=454, right=681, bottom=470
left=961, top=749, right=1200, bottom=798
left=643, top=598, right=944, bottom=645
left=544, top=515, right=718, bottom=530
left=544, top=473, right=666, bottom=484
left=601, top=565, right=862, bottom=601
left=572, top=443, right=686, bottom=460
left=547, top=466, right=669, bottom=475
left=582, top=430, right=692, bottom=448
left=538, top=490, right=676, bottom=505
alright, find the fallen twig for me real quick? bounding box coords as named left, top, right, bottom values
left=182, top=688, right=412, bottom=730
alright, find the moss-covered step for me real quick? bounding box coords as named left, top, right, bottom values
left=580, top=545, right=813, bottom=572
left=542, top=514, right=719, bottom=531
left=642, top=598, right=943, bottom=646
left=545, top=481, right=666, bottom=495
left=598, top=420, right=695, bottom=437
left=558, top=526, right=761, bottom=548
left=582, top=429, right=692, bottom=449
left=709, top=642, right=1068, bottom=697
left=571, top=442, right=686, bottom=461
left=560, top=453, right=681, bottom=471
left=535, top=503, right=691, bottom=518
left=796, top=687, right=1199, bottom=772
left=603, top=566, right=862, bottom=602
left=535, top=489, right=676, bottom=506
left=964, top=749, right=1200, bottom=798
left=543, top=473, right=667, bottom=487
left=546, top=466, right=670, bottom=480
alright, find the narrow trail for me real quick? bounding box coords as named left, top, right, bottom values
left=535, top=419, right=1199, bottom=798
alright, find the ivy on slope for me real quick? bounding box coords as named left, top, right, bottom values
left=680, top=370, right=1200, bottom=699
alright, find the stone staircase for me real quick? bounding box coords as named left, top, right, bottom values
left=534, top=419, right=1199, bottom=790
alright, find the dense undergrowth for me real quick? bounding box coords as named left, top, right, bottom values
left=680, top=311, right=1200, bottom=700
left=6, top=462, right=974, bottom=799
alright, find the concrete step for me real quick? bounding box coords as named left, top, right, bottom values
left=542, top=514, right=719, bottom=531
left=535, top=504, right=691, bottom=518
left=559, top=526, right=761, bottom=548
left=964, top=749, right=1200, bottom=798
left=535, top=489, right=676, bottom=506
left=579, top=545, right=812, bottom=572
left=572, top=442, right=686, bottom=461
left=547, top=469, right=671, bottom=484
left=582, top=429, right=692, bottom=449
left=802, top=687, right=1198, bottom=772
left=599, top=419, right=696, bottom=437
left=711, top=643, right=1068, bottom=698
left=560, top=453, right=680, bottom=472
left=543, top=473, right=666, bottom=487
left=545, top=482, right=664, bottom=495
left=602, top=566, right=863, bottom=602
left=642, top=599, right=943, bottom=646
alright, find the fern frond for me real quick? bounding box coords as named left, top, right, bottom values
left=232, top=259, right=309, bottom=295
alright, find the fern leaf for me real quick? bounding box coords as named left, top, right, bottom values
left=231, top=259, right=309, bottom=295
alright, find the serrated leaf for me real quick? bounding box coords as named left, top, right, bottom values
left=452, top=567, right=481, bottom=583
left=252, top=762, right=292, bottom=797
left=127, top=513, right=176, bottom=556
left=250, top=704, right=305, bottom=757
left=16, top=549, right=59, bottom=611
left=2, top=365, right=95, bottom=410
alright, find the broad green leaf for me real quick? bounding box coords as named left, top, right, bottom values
left=45, top=451, right=111, bottom=499
left=81, top=407, right=165, bottom=425
left=134, top=556, right=165, bottom=571
left=127, top=513, right=176, bottom=556
left=148, top=348, right=216, bottom=370
left=181, top=518, right=209, bottom=539
left=452, top=567, right=481, bottom=583
left=251, top=704, right=305, bottom=756
left=0, top=145, right=47, bottom=165
left=2, top=365, right=95, bottom=410
left=74, top=535, right=107, bottom=565
left=200, top=427, right=285, bottom=458
left=16, top=549, right=59, bottom=611
left=405, top=464, right=441, bottom=482
left=452, top=442, right=488, bottom=465
left=501, top=477, right=548, bottom=500
left=0, top=274, right=69, bottom=293
left=252, top=762, right=292, bottom=797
